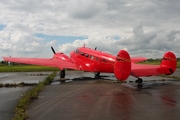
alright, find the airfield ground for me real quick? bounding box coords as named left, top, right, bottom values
left=0, top=72, right=51, bottom=120
left=28, top=70, right=180, bottom=120
left=0, top=70, right=180, bottom=120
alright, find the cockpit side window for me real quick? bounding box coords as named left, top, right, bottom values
left=80, top=51, right=84, bottom=55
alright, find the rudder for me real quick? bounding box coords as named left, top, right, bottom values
left=160, top=51, right=177, bottom=75
left=114, top=50, right=131, bottom=81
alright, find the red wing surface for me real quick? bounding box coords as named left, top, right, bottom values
left=3, top=57, right=78, bottom=70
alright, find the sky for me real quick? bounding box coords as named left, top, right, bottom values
left=0, top=0, right=180, bottom=60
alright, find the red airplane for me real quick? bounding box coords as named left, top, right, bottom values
left=3, top=45, right=177, bottom=83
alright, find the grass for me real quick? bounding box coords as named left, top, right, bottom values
left=0, top=61, right=179, bottom=72
left=0, top=65, right=59, bottom=72
left=139, top=61, right=180, bottom=68
left=12, top=71, right=57, bottom=120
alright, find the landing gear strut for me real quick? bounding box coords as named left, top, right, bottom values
left=59, top=70, right=65, bottom=78
left=94, top=72, right=100, bottom=78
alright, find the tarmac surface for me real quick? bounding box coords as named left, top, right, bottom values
left=0, top=72, right=51, bottom=120
left=27, top=70, right=180, bottom=120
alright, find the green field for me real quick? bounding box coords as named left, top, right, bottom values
left=139, top=61, right=180, bottom=68
left=0, top=65, right=59, bottom=72
left=0, top=61, right=179, bottom=72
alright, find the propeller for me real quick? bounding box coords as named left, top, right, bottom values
left=95, top=47, right=97, bottom=50
left=51, top=46, right=56, bottom=54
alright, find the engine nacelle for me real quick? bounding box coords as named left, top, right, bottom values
left=53, top=52, right=73, bottom=63
left=114, top=50, right=131, bottom=81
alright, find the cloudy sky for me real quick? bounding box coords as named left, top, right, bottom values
left=0, top=0, right=180, bottom=60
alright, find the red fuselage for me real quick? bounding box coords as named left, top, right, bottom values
left=70, top=47, right=115, bottom=73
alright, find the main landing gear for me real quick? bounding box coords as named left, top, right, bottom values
left=94, top=72, right=100, bottom=78
left=59, top=70, right=66, bottom=83
left=135, top=78, right=143, bottom=84
left=59, top=70, right=65, bottom=78
left=135, top=78, right=143, bottom=89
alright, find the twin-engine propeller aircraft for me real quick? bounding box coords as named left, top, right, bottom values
left=3, top=45, right=177, bottom=83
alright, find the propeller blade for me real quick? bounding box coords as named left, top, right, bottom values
left=51, top=46, right=56, bottom=54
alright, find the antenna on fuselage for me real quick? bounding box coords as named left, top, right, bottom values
left=95, top=47, right=97, bottom=50
left=51, top=46, right=56, bottom=54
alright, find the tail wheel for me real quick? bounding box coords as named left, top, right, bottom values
left=60, top=70, right=65, bottom=78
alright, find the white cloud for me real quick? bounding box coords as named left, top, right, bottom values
left=65, top=0, right=107, bottom=19
left=46, top=40, right=57, bottom=46
left=0, top=0, right=180, bottom=60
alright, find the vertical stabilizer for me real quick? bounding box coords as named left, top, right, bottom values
left=114, top=50, right=131, bottom=81
left=160, top=52, right=177, bottom=75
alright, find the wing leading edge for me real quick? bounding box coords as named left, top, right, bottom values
left=3, top=57, right=78, bottom=70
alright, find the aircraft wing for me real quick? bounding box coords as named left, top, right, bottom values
left=3, top=57, right=78, bottom=70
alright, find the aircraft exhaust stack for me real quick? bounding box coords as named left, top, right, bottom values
left=160, top=51, right=177, bottom=75
left=114, top=50, right=131, bottom=81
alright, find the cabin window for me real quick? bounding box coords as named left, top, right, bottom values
left=85, top=54, right=89, bottom=57
left=90, top=55, right=94, bottom=60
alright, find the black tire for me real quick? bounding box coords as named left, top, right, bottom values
left=94, top=72, right=100, bottom=78
left=135, top=78, right=143, bottom=83
left=95, top=72, right=100, bottom=76
left=138, top=78, right=143, bottom=83
left=60, top=70, right=65, bottom=78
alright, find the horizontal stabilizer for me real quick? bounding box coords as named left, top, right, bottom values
left=131, top=51, right=177, bottom=77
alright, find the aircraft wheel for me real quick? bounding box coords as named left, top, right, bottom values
left=94, top=72, right=100, bottom=78
left=60, top=70, right=65, bottom=78
left=136, top=78, right=143, bottom=83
